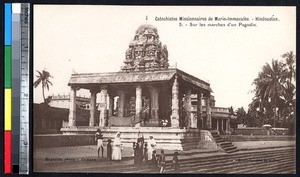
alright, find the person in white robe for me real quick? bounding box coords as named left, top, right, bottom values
left=147, top=136, right=156, bottom=160
left=112, top=132, right=122, bottom=161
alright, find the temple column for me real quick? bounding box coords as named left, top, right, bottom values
left=68, top=86, right=78, bottom=127
left=220, top=119, right=223, bottom=131
left=184, top=89, right=192, bottom=128
left=206, top=94, right=212, bottom=129
left=117, top=91, right=125, bottom=117
left=135, top=84, right=142, bottom=120
left=150, top=87, right=159, bottom=121
left=217, top=119, right=219, bottom=131
left=228, top=118, right=231, bottom=132
left=226, top=119, right=229, bottom=131
left=170, top=75, right=179, bottom=128
left=108, top=95, right=114, bottom=117
left=89, top=89, right=97, bottom=126
left=98, top=86, right=108, bottom=127
left=197, top=92, right=202, bottom=129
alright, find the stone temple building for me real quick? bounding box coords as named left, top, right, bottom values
left=61, top=24, right=235, bottom=150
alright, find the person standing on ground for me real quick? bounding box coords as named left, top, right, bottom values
left=159, top=150, right=166, bottom=173
left=172, top=151, right=180, bottom=172
left=151, top=150, right=158, bottom=172
left=95, top=128, right=104, bottom=158
left=112, top=132, right=122, bottom=161
left=133, top=142, right=138, bottom=166
left=147, top=136, right=156, bottom=161
left=144, top=142, right=148, bottom=163
left=136, top=139, right=144, bottom=169
left=106, top=139, right=112, bottom=164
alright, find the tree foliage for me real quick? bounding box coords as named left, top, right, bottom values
left=34, top=70, right=53, bottom=103
left=249, top=51, right=295, bottom=130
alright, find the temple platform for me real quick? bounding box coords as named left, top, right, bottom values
left=60, top=126, right=220, bottom=151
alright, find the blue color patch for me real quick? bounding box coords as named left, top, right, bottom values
left=5, top=3, right=12, bottom=45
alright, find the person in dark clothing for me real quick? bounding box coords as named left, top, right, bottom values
left=95, top=129, right=104, bottom=158
left=159, top=150, right=166, bottom=173
left=133, top=142, right=138, bottom=166
left=144, top=143, right=148, bottom=163
left=172, top=151, right=180, bottom=172
left=137, top=138, right=144, bottom=163
left=152, top=150, right=158, bottom=171
left=106, top=139, right=112, bottom=164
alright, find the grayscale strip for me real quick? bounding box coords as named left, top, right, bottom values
left=12, top=4, right=20, bottom=168
left=19, top=3, right=30, bottom=174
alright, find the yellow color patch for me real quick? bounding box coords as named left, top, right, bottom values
left=5, top=89, right=12, bottom=130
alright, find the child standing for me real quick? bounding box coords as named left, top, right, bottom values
left=106, top=139, right=112, bottom=164
left=159, top=150, right=166, bottom=173
left=133, top=142, right=138, bottom=166
left=172, top=151, right=180, bottom=172
left=152, top=150, right=158, bottom=172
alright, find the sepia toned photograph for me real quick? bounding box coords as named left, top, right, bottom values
left=33, top=5, right=296, bottom=173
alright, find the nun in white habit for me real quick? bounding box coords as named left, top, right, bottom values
left=112, top=132, right=122, bottom=161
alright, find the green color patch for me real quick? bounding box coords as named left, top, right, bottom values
left=5, top=46, right=12, bottom=88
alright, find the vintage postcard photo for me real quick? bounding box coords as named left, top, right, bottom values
left=33, top=5, right=296, bottom=173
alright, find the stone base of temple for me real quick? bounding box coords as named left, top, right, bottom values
left=60, top=126, right=220, bottom=151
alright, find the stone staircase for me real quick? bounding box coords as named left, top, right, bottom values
left=83, top=147, right=295, bottom=173
left=211, top=131, right=238, bottom=153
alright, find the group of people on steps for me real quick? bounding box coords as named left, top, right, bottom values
left=95, top=129, right=180, bottom=172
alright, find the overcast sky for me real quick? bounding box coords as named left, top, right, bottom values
left=33, top=5, right=296, bottom=110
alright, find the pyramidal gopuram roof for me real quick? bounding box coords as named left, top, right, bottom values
left=121, top=24, right=169, bottom=72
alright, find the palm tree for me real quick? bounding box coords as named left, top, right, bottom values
left=282, top=51, right=296, bottom=82
left=34, top=70, right=53, bottom=103
left=252, top=59, right=288, bottom=127
left=281, top=51, right=296, bottom=128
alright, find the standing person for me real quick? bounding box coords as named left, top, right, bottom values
left=106, top=139, right=112, bottom=164
left=151, top=150, right=158, bottom=172
left=159, top=150, right=166, bottom=173
left=133, top=142, right=138, bottom=166
left=147, top=136, right=156, bottom=161
left=172, top=151, right=180, bottom=172
left=144, top=143, right=148, bottom=163
left=136, top=140, right=144, bottom=169
left=95, top=129, right=104, bottom=158
left=112, top=132, right=122, bottom=161
left=137, top=136, right=144, bottom=163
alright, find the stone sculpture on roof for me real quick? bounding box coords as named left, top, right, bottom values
left=121, top=24, right=169, bottom=71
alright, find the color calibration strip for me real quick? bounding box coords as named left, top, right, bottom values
left=5, top=3, right=13, bottom=174
left=4, top=3, right=30, bottom=174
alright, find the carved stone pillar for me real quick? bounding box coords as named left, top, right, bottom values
left=89, top=89, right=97, bottom=126
left=197, top=92, right=202, bottom=129
left=220, top=119, right=223, bottom=131
left=117, top=91, right=125, bottom=117
left=150, top=87, right=159, bottom=121
left=206, top=94, right=212, bottom=129
left=217, top=119, right=219, bottom=131
left=108, top=95, right=114, bottom=117
left=227, top=118, right=231, bottom=132
left=170, top=75, right=179, bottom=127
left=98, top=86, right=108, bottom=127
left=68, top=86, right=78, bottom=127
left=135, top=84, right=142, bottom=120
left=184, top=89, right=192, bottom=128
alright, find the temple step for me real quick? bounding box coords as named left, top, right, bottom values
left=210, top=130, right=238, bottom=153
